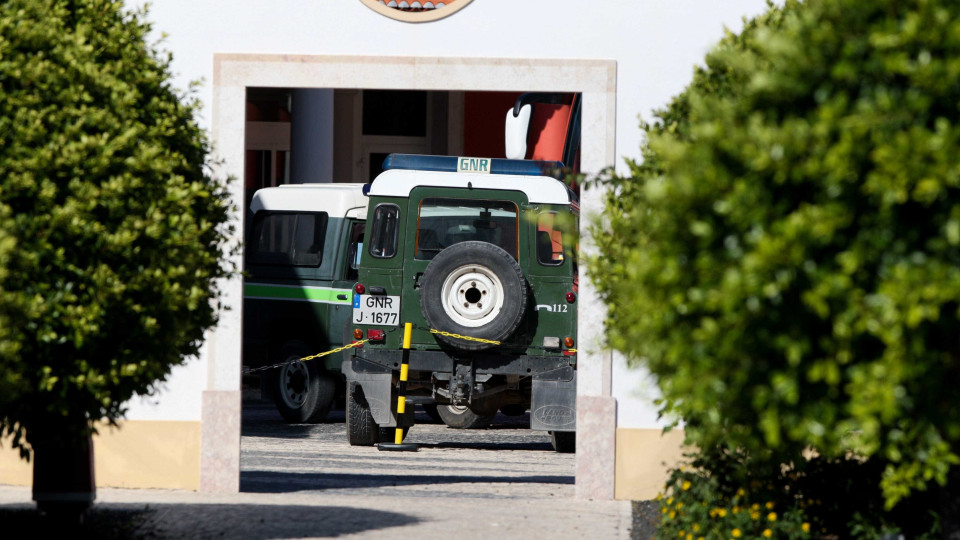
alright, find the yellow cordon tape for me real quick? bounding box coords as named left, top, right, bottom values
left=299, top=340, right=369, bottom=362
left=242, top=339, right=370, bottom=374
left=424, top=326, right=576, bottom=354
left=427, top=328, right=501, bottom=345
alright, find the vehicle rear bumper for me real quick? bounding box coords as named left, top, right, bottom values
left=342, top=349, right=577, bottom=431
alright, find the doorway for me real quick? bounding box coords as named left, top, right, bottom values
left=208, top=54, right=617, bottom=499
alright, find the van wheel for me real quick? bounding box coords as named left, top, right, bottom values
left=272, top=340, right=335, bottom=423
left=436, top=404, right=496, bottom=429
left=550, top=431, right=576, bottom=453
left=346, top=382, right=379, bottom=446
left=419, top=241, right=527, bottom=351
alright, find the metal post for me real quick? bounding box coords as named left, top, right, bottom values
left=378, top=322, right=419, bottom=452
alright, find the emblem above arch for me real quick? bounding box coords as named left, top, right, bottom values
left=359, top=0, right=474, bottom=23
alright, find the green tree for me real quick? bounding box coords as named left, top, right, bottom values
left=0, top=0, right=233, bottom=490
left=591, top=0, right=960, bottom=512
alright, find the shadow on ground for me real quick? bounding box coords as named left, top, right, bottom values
left=631, top=500, right=660, bottom=540
left=415, top=440, right=551, bottom=451
left=0, top=503, right=418, bottom=539
left=241, top=470, right=573, bottom=494
left=241, top=406, right=533, bottom=439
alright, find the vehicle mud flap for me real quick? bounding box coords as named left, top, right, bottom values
left=343, top=356, right=414, bottom=428
left=530, top=366, right=577, bottom=432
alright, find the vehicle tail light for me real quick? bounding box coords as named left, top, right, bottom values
left=353, top=328, right=364, bottom=340
left=564, top=337, right=575, bottom=348
left=565, top=292, right=576, bottom=303
left=354, top=283, right=365, bottom=294
left=367, top=329, right=386, bottom=342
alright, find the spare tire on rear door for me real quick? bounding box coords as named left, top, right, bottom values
left=419, top=241, right=527, bottom=351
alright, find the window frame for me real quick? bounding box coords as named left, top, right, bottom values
left=368, top=203, right=401, bottom=259
left=247, top=211, right=329, bottom=268
left=414, top=197, right=520, bottom=261
left=535, top=211, right=566, bottom=267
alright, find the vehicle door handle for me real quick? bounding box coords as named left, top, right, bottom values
left=337, top=294, right=348, bottom=300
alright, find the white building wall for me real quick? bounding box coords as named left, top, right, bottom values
left=126, top=0, right=770, bottom=428
left=122, top=353, right=206, bottom=421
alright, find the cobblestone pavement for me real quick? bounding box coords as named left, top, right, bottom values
left=0, top=396, right=631, bottom=539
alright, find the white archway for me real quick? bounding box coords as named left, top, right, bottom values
left=206, top=54, right=617, bottom=499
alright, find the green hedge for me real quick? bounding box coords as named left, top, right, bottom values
left=0, top=0, right=233, bottom=452
left=590, top=0, right=960, bottom=511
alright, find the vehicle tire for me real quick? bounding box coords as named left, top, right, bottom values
left=550, top=431, right=576, bottom=453
left=346, top=382, right=379, bottom=446
left=271, top=340, right=336, bottom=423
left=436, top=404, right=496, bottom=429
left=500, top=404, right=526, bottom=417
left=419, top=241, right=527, bottom=351
left=421, top=403, right=443, bottom=423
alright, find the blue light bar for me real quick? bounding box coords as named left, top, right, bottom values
left=382, top=154, right=564, bottom=177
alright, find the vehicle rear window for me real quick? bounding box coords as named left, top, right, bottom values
left=536, top=212, right=565, bottom=266
left=369, top=204, right=400, bottom=259
left=416, top=198, right=518, bottom=260
left=248, top=212, right=328, bottom=267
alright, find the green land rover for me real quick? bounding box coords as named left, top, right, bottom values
left=243, top=183, right=367, bottom=423
left=345, top=154, right=578, bottom=452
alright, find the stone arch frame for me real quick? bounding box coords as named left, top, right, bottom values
left=205, top=54, right=617, bottom=499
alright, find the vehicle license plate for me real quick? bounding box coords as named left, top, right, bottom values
left=352, top=294, right=401, bottom=326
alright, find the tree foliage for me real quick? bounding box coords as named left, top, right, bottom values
left=0, top=0, right=233, bottom=452
left=591, top=0, right=960, bottom=508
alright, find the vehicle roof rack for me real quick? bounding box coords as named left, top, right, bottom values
left=382, top=154, right=564, bottom=178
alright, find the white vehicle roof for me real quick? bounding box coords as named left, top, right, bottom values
left=249, top=183, right=368, bottom=219
left=367, top=169, right=574, bottom=205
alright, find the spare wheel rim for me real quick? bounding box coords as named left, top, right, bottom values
left=439, top=264, right=505, bottom=328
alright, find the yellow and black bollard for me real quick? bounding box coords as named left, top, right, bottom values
left=377, top=322, right=419, bottom=452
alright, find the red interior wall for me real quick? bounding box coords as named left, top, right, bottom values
left=463, top=91, right=523, bottom=158
left=462, top=91, right=577, bottom=171
left=527, top=102, right=571, bottom=162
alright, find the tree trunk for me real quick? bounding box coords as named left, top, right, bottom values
left=941, top=465, right=960, bottom=540
left=31, top=431, right=96, bottom=519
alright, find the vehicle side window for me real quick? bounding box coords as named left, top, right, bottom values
left=368, top=204, right=400, bottom=259
left=416, top=198, right=518, bottom=260
left=536, top=212, right=564, bottom=266
left=345, top=221, right=365, bottom=280
left=248, top=212, right=328, bottom=267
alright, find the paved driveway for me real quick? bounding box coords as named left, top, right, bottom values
left=0, top=396, right=631, bottom=539
left=242, top=396, right=572, bottom=499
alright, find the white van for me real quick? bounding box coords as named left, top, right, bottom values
left=243, top=183, right=367, bottom=422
